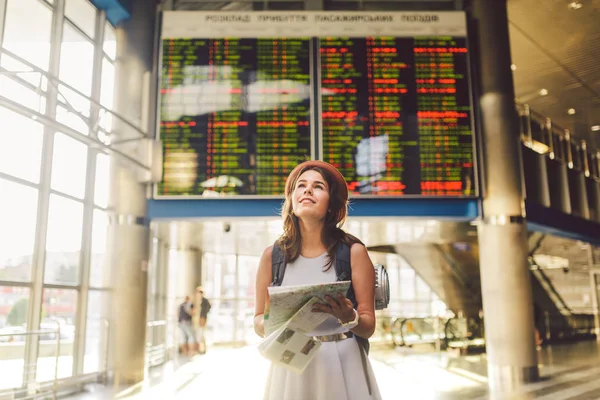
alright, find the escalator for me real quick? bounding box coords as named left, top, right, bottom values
left=369, top=228, right=596, bottom=346
left=389, top=316, right=485, bottom=355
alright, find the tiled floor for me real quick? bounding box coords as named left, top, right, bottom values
left=68, top=340, right=600, bottom=399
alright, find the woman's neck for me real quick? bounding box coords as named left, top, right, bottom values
left=298, top=218, right=326, bottom=257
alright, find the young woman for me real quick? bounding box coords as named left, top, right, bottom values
left=254, top=160, right=382, bottom=400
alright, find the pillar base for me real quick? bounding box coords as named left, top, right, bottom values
left=488, top=364, right=539, bottom=393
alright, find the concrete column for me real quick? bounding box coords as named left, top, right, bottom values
left=108, top=0, right=160, bottom=385
left=472, top=0, right=539, bottom=393
left=174, top=249, right=200, bottom=301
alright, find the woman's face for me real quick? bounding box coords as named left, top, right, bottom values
left=291, top=169, right=330, bottom=221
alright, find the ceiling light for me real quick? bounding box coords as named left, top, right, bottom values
left=567, top=108, right=576, bottom=115
left=591, top=125, right=600, bottom=132
left=568, top=1, right=583, bottom=10
left=510, top=64, right=517, bottom=71
left=539, top=88, right=549, bottom=96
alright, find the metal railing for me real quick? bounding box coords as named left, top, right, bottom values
left=0, top=319, right=110, bottom=400
left=518, top=102, right=600, bottom=181
left=146, top=320, right=169, bottom=367
left=0, top=322, right=60, bottom=400
left=386, top=315, right=486, bottom=351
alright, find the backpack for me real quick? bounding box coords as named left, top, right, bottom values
left=270, top=241, right=390, bottom=355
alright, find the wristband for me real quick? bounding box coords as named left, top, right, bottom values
left=339, top=309, right=359, bottom=329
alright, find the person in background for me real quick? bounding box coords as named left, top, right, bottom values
left=178, top=295, right=196, bottom=356
left=196, top=286, right=212, bottom=354
left=253, top=160, right=382, bottom=400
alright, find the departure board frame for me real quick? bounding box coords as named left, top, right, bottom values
left=156, top=11, right=478, bottom=199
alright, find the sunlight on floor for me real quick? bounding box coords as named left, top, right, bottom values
left=117, top=346, right=481, bottom=400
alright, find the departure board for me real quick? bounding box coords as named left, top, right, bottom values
left=158, top=38, right=313, bottom=196
left=158, top=11, right=476, bottom=198
left=320, top=36, right=474, bottom=196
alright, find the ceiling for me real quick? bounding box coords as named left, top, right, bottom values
left=507, top=0, right=600, bottom=148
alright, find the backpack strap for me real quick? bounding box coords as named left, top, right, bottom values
left=334, top=242, right=352, bottom=282
left=271, top=242, right=287, bottom=287
left=334, top=241, right=372, bottom=393
left=334, top=242, right=356, bottom=307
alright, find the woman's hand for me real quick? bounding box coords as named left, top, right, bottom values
left=312, top=293, right=356, bottom=324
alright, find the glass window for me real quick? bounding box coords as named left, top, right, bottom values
left=84, top=290, right=110, bottom=373
left=201, top=253, right=236, bottom=344
left=51, top=132, right=88, bottom=198
left=100, top=58, right=115, bottom=108
left=0, top=179, right=38, bottom=282
left=44, top=195, right=83, bottom=285
left=0, top=107, right=44, bottom=183
left=56, top=105, right=89, bottom=136
left=415, top=275, right=431, bottom=298
left=0, top=74, right=47, bottom=113
left=59, top=23, right=95, bottom=97
left=237, top=255, right=259, bottom=299
left=57, top=84, right=91, bottom=119
left=37, top=289, right=77, bottom=381
left=94, top=153, right=110, bottom=207
left=0, top=286, right=31, bottom=390
left=65, top=0, right=97, bottom=39
left=89, top=209, right=110, bottom=288
left=3, top=0, right=53, bottom=71
left=99, top=58, right=115, bottom=134
left=0, top=53, right=48, bottom=88
left=399, top=266, right=415, bottom=300
left=103, top=21, right=116, bottom=60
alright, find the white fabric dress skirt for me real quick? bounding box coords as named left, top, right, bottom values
left=263, top=252, right=382, bottom=400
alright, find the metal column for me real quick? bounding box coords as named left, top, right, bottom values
left=472, top=0, right=539, bottom=393
left=72, top=9, right=106, bottom=378
left=23, top=0, right=65, bottom=388
left=108, top=0, right=160, bottom=385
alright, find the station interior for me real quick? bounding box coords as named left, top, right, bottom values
left=1, top=0, right=600, bottom=399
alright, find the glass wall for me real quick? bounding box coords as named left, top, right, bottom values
left=0, top=0, right=116, bottom=392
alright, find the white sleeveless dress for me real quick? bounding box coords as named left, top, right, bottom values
left=263, top=252, right=382, bottom=400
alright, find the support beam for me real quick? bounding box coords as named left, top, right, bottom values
left=107, top=0, right=160, bottom=385
left=472, top=0, right=539, bottom=394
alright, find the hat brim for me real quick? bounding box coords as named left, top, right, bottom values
left=285, top=160, right=348, bottom=203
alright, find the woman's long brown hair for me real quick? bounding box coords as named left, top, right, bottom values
left=277, top=165, right=359, bottom=270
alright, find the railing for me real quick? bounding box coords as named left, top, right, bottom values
left=530, top=267, right=572, bottom=315
left=540, top=312, right=596, bottom=342
left=389, top=317, right=445, bottom=348
left=146, top=320, right=169, bottom=367
left=0, top=319, right=110, bottom=400
left=387, top=315, right=486, bottom=351
left=518, top=102, right=600, bottom=222
left=0, top=322, right=61, bottom=400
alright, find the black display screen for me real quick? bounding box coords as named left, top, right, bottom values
left=320, top=36, right=474, bottom=196
left=158, top=38, right=313, bottom=196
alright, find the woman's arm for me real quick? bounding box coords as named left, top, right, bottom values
left=253, top=245, right=274, bottom=338
left=312, top=242, right=377, bottom=338
left=348, top=242, right=376, bottom=338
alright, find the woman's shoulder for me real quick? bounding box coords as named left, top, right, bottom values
left=341, top=232, right=365, bottom=247
left=338, top=232, right=367, bottom=257
left=261, top=244, right=274, bottom=259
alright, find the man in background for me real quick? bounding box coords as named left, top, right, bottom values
left=178, top=295, right=196, bottom=356
left=195, top=287, right=212, bottom=354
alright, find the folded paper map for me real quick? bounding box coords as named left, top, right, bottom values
left=264, top=280, right=351, bottom=336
